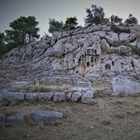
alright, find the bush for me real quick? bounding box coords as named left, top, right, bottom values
left=131, top=46, right=140, bottom=56
left=111, top=25, right=131, bottom=33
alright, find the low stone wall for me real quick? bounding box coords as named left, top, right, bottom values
left=0, top=87, right=94, bottom=105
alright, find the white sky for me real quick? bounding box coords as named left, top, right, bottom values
left=0, top=0, right=140, bottom=37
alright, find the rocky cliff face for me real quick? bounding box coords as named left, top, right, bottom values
left=1, top=24, right=140, bottom=77
left=1, top=24, right=140, bottom=97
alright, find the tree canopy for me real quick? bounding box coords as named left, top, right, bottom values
left=48, top=17, right=78, bottom=33
left=125, top=14, right=138, bottom=26
left=110, top=15, right=123, bottom=25
left=0, top=4, right=140, bottom=57
left=85, top=4, right=105, bottom=25
left=64, top=17, right=78, bottom=30
left=5, top=16, right=40, bottom=47
left=48, top=19, right=64, bottom=33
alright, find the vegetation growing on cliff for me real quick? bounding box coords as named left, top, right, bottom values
left=0, top=4, right=139, bottom=57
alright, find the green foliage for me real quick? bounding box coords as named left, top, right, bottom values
left=0, top=32, right=16, bottom=57
left=64, top=17, right=78, bottom=30
left=110, top=15, right=123, bottom=25
left=85, top=4, right=105, bottom=25
left=131, top=46, right=140, bottom=56
left=0, top=32, right=7, bottom=56
left=0, top=32, right=5, bottom=44
left=0, top=16, right=39, bottom=56
left=48, top=19, right=64, bottom=33
left=5, top=16, right=40, bottom=46
left=111, top=25, right=131, bottom=33
left=48, top=17, right=78, bottom=33
left=125, top=14, right=138, bottom=26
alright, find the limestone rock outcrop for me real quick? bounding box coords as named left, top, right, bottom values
left=1, top=24, right=140, bottom=97
left=1, top=24, right=140, bottom=77
left=111, top=76, right=140, bottom=96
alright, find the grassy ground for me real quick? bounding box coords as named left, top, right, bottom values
left=0, top=96, right=140, bottom=140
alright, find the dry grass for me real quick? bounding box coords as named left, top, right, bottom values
left=114, top=111, right=125, bottom=118
left=101, top=118, right=111, bottom=125
left=115, top=99, right=126, bottom=104
left=131, top=29, right=140, bottom=37
left=39, top=78, right=58, bottom=86
left=15, top=85, right=77, bottom=93
left=0, top=97, right=140, bottom=140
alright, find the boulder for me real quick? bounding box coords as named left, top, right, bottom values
left=39, top=92, right=53, bottom=101
left=30, top=110, right=63, bottom=122
left=119, top=33, right=130, bottom=41
left=71, top=92, right=81, bottom=102
left=66, top=92, right=72, bottom=100
left=7, top=113, right=25, bottom=124
left=0, top=113, right=6, bottom=121
left=111, top=76, right=140, bottom=96
left=105, top=32, right=119, bottom=43
left=3, top=92, right=25, bottom=102
left=25, top=93, right=39, bottom=103
left=119, top=33, right=136, bottom=42
left=53, top=92, right=65, bottom=102
left=81, top=89, right=94, bottom=104
left=101, top=39, right=110, bottom=53
left=53, top=40, right=65, bottom=57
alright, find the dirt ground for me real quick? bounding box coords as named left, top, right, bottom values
left=0, top=96, right=140, bottom=140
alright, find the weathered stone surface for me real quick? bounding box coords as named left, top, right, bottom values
left=101, top=39, right=110, bottom=53
left=1, top=24, right=140, bottom=100
left=39, top=92, right=53, bottom=101
left=53, top=92, right=65, bottom=102
left=78, top=82, right=91, bottom=87
left=81, top=89, right=94, bottom=104
left=106, top=32, right=119, bottom=43
left=12, top=81, right=28, bottom=88
left=102, top=88, right=113, bottom=96
left=30, top=110, right=63, bottom=122
left=3, top=92, right=25, bottom=102
left=1, top=24, right=140, bottom=78
left=111, top=76, right=140, bottom=96
left=119, top=33, right=136, bottom=42
left=7, top=113, right=25, bottom=124
left=66, top=92, right=72, bottom=100
left=0, top=113, right=6, bottom=121
left=71, top=92, right=81, bottom=102
left=25, top=93, right=39, bottom=103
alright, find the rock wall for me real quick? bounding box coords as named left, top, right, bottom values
left=1, top=24, right=140, bottom=77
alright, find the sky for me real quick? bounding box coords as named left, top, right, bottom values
left=0, top=0, right=140, bottom=37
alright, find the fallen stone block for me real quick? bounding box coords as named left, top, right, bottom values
left=3, top=92, right=25, bottom=102
left=66, top=92, right=72, bottom=100
left=71, top=92, right=81, bottom=102
left=81, top=91, right=94, bottom=104
left=39, top=92, right=53, bottom=101
left=53, top=92, right=65, bottom=102
left=7, top=113, right=25, bottom=124
left=25, top=93, right=39, bottom=103
left=30, top=110, right=63, bottom=123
